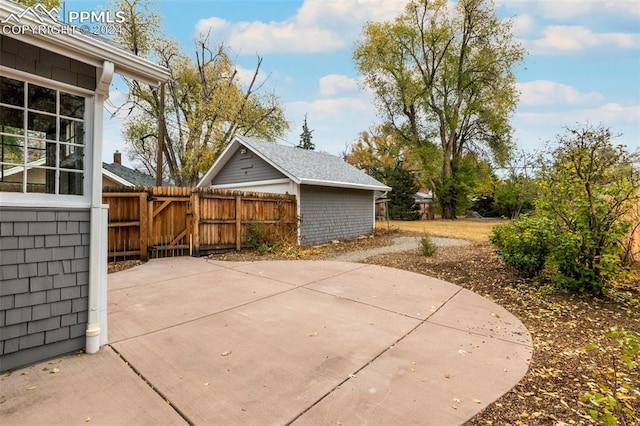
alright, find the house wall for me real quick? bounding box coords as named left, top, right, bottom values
left=299, top=185, right=374, bottom=245
left=0, top=208, right=90, bottom=372
left=0, top=35, right=96, bottom=90
left=212, top=147, right=286, bottom=185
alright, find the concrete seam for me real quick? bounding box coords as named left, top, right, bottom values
left=108, top=344, right=194, bottom=426
left=284, top=286, right=464, bottom=425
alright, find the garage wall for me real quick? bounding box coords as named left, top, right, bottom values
left=212, top=147, right=286, bottom=185
left=299, top=185, right=373, bottom=245
left=0, top=208, right=90, bottom=372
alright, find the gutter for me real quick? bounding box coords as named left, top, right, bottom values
left=86, top=61, right=114, bottom=354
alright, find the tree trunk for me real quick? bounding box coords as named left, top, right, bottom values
left=441, top=202, right=456, bottom=220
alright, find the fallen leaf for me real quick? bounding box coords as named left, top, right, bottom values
left=50, top=368, right=60, bottom=374
left=26, top=386, right=36, bottom=391
left=85, top=417, right=91, bottom=422
left=221, top=351, right=231, bottom=356
left=473, top=398, right=482, bottom=404
left=204, top=382, right=210, bottom=386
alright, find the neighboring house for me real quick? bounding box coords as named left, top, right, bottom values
left=1, top=151, right=159, bottom=189
left=0, top=2, right=169, bottom=372
left=414, top=190, right=435, bottom=220
left=102, top=151, right=161, bottom=188
left=197, top=135, right=390, bottom=245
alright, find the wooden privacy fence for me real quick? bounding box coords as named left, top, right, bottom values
left=102, top=186, right=297, bottom=261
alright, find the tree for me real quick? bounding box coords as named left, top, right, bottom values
left=344, top=127, right=421, bottom=220
left=297, top=114, right=315, bottom=150
left=111, top=0, right=289, bottom=186
left=493, top=151, right=537, bottom=219
left=14, top=0, right=60, bottom=8
left=344, top=125, right=437, bottom=184
left=353, top=0, right=525, bottom=219
left=385, top=164, right=420, bottom=220
left=535, top=125, right=640, bottom=295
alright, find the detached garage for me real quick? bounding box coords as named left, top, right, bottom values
left=197, top=136, right=390, bottom=245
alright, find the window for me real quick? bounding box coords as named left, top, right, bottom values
left=0, top=76, right=86, bottom=196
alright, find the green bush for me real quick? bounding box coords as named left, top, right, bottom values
left=244, top=221, right=265, bottom=249
left=419, top=235, right=437, bottom=257
left=547, top=231, right=626, bottom=295
left=582, top=328, right=639, bottom=425
left=490, top=215, right=555, bottom=277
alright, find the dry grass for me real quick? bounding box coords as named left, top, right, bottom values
left=377, top=218, right=505, bottom=242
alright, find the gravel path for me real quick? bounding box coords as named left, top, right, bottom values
left=331, top=236, right=469, bottom=262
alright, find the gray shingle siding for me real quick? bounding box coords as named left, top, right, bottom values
left=212, top=148, right=286, bottom=185
left=0, top=208, right=89, bottom=372
left=0, top=35, right=96, bottom=90
left=299, top=185, right=374, bottom=245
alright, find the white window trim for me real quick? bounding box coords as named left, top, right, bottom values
left=0, top=66, right=94, bottom=208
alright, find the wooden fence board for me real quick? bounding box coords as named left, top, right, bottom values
left=102, top=187, right=297, bottom=260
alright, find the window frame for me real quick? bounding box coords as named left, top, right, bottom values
left=0, top=66, right=95, bottom=208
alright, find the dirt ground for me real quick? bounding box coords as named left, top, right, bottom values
left=109, top=224, right=639, bottom=424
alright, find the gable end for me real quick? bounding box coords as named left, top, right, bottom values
left=212, top=147, right=286, bottom=185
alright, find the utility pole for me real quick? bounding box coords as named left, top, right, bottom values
left=155, top=83, right=165, bottom=186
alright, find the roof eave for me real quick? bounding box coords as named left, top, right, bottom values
left=0, top=3, right=170, bottom=86
left=101, top=167, right=134, bottom=186
left=300, top=178, right=391, bottom=192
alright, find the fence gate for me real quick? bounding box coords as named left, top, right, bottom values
left=103, top=187, right=297, bottom=261
left=147, top=189, right=191, bottom=259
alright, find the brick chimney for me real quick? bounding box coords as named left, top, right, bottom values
left=113, top=150, right=122, bottom=164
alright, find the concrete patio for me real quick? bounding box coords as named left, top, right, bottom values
left=1, top=257, right=532, bottom=425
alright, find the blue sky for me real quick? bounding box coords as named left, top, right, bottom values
left=64, top=0, right=640, bottom=167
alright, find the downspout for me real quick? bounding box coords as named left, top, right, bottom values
left=86, top=61, right=114, bottom=354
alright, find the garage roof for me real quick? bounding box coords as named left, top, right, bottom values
left=199, top=135, right=391, bottom=192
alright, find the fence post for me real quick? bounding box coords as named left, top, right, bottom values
left=235, top=194, right=242, bottom=251
left=139, top=192, right=149, bottom=261
left=192, top=191, right=200, bottom=256
left=148, top=193, right=154, bottom=259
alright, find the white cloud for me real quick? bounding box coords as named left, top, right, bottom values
left=526, top=25, right=640, bottom=54
left=513, top=103, right=640, bottom=152
left=517, top=81, right=603, bottom=106
left=196, top=0, right=408, bottom=55
left=233, top=64, right=270, bottom=89
left=284, top=95, right=377, bottom=154
left=510, top=14, right=536, bottom=36
left=498, top=0, right=640, bottom=20
left=318, top=74, right=362, bottom=97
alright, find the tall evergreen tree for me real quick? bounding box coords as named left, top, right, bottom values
left=297, top=114, right=315, bottom=150
left=385, top=164, right=420, bottom=220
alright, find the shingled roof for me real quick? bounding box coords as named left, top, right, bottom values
left=102, top=162, right=158, bottom=187
left=199, top=135, right=390, bottom=192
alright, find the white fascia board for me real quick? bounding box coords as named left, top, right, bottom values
left=101, top=168, right=133, bottom=186
left=0, top=3, right=170, bottom=87
left=300, top=179, right=391, bottom=192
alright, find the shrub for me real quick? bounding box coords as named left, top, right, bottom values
left=535, top=125, right=640, bottom=295
left=419, top=235, right=437, bottom=257
left=582, top=328, right=639, bottom=425
left=490, top=215, right=555, bottom=277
